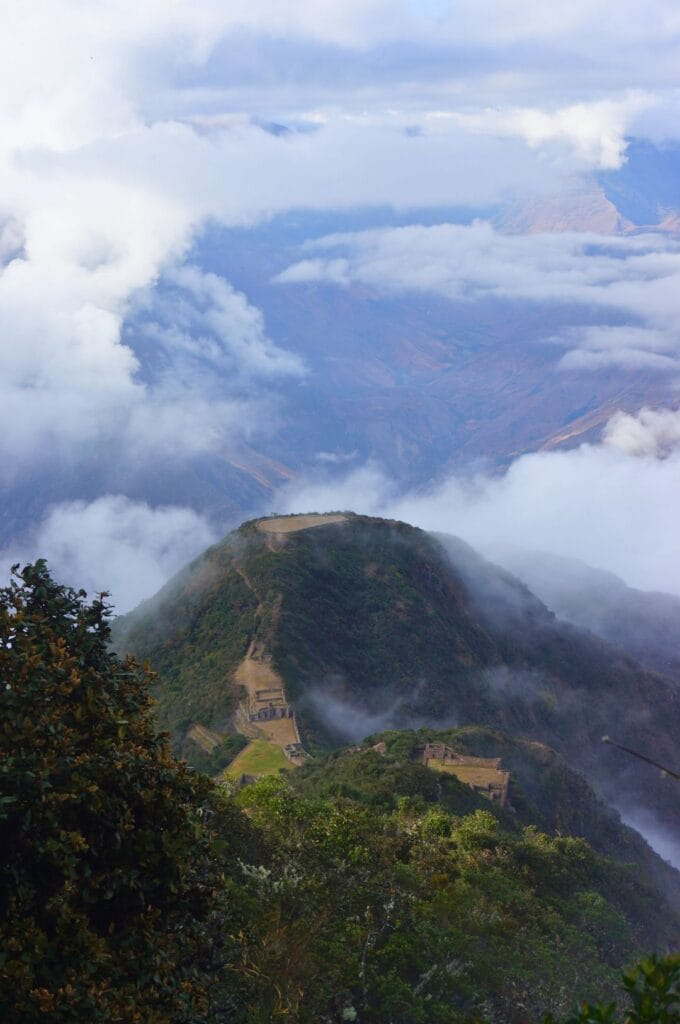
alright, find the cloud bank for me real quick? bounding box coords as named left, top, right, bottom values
left=280, top=406, right=680, bottom=598
left=2, top=496, right=217, bottom=615
left=1, top=2, right=677, bottom=489
left=277, top=223, right=680, bottom=374
left=3, top=0, right=680, bottom=610
left=428, top=93, right=653, bottom=170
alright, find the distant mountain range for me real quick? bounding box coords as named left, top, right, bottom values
left=196, top=144, right=680, bottom=505
left=496, top=547, right=680, bottom=685
left=5, top=141, right=680, bottom=549
left=177, top=141, right=680, bottom=512
left=500, top=140, right=680, bottom=235
left=114, top=511, right=680, bottom=913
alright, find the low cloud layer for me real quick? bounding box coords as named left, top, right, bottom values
left=13, top=403, right=680, bottom=631
left=619, top=808, right=680, bottom=870
left=278, top=223, right=680, bottom=377
left=2, top=1, right=680, bottom=491
left=429, top=93, right=652, bottom=170
left=4, top=1, right=680, bottom=613
left=305, top=679, right=450, bottom=744
left=2, top=496, right=217, bottom=614
left=0, top=250, right=303, bottom=476
left=603, top=406, right=680, bottom=457
left=280, top=406, right=680, bottom=598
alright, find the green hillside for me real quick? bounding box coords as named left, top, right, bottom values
left=9, top=558, right=677, bottom=1024
left=224, top=738, right=292, bottom=779
left=345, top=726, right=680, bottom=907
left=114, top=512, right=680, bottom=912
left=115, top=533, right=258, bottom=738
left=231, top=768, right=676, bottom=1022
left=286, top=743, right=679, bottom=952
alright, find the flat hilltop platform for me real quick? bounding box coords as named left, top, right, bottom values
left=256, top=513, right=348, bottom=534
left=429, top=761, right=505, bottom=787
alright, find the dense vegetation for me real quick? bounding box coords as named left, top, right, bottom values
left=349, top=727, right=680, bottom=905
left=115, top=517, right=680, bottom=827
left=249, top=518, right=501, bottom=738
left=1, top=564, right=678, bottom=1022
left=0, top=561, right=253, bottom=1022
left=115, top=535, right=258, bottom=747
left=115, top=514, right=680, bottom=910
left=184, top=731, right=249, bottom=776
left=232, top=773, right=670, bottom=1023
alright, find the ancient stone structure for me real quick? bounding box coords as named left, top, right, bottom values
left=234, top=554, right=310, bottom=763
left=247, top=686, right=295, bottom=722
left=248, top=704, right=295, bottom=722
left=420, top=743, right=510, bottom=807
left=244, top=683, right=309, bottom=762
left=283, top=742, right=307, bottom=765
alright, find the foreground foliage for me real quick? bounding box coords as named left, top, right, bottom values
left=1, top=564, right=676, bottom=1023
left=230, top=769, right=673, bottom=1023
left=0, top=562, right=250, bottom=1022
left=546, top=954, right=679, bottom=1024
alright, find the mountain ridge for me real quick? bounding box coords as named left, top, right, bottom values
left=114, top=511, right=680, bottom=907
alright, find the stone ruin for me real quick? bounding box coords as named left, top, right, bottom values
left=246, top=685, right=309, bottom=764
left=284, top=742, right=307, bottom=765
left=248, top=686, right=295, bottom=722
left=420, top=742, right=510, bottom=807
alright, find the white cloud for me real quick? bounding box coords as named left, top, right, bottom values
left=559, top=325, right=677, bottom=356
left=429, top=94, right=653, bottom=169
left=278, top=221, right=680, bottom=308
left=603, top=406, right=680, bottom=457
left=153, top=266, right=305, bottom=380
left=619, top=808, right=680, bottom=869
left=554, top=324, right=680, bottom=374
left=108, top=264, right=305, bottom=463
left=279, top=413, right=680, bottom=598
left=2, top=0, right=680, bottom=568
left=558, top=348, right=680, bottom=372
left=0, top=241, right=301, bottom=472
left=277, top=223, right=680, bottom=373
left=0, top=1, right=677, bottom=491
left=2, top=495, right=217, bottom=614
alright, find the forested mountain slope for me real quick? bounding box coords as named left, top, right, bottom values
left=7, top=560, right=678, bottom=1024
left=115, top=512, right=680, bottom=900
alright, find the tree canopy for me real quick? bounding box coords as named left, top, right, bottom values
left=0, top=561, right=248, bottom=1022
left=0, top=562, right=676, bottom=1023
